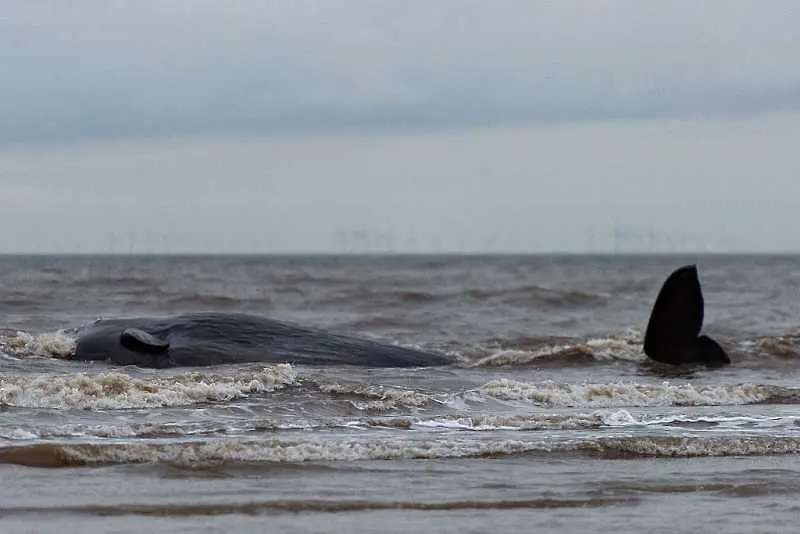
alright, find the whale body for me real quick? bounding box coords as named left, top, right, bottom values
left=69, top=312, right=453, bottom=368
left=643, top=264, right=730, bottom=367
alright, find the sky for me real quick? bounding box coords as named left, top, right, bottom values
left=1, top=1, right=799, bottom=253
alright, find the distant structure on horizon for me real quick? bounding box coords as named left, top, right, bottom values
left=610, top=223, right=719, bottom=254
left=104, top=224, right=725, bottom=255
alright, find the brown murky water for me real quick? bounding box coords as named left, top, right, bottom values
left=3, top=254, right=800, bottom=533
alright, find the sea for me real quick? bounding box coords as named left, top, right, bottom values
left=2, top=253, right=800, bottom=533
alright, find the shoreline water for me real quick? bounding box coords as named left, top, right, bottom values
left=2, top=254, right=800, bottom=532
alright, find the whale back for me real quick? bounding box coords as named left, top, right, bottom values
left=71, top=312, right=453, bottom=368
left=644, top=264, right=729, bottom=366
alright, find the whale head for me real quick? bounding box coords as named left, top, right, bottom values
left=71, top=318, right=171, bottom=367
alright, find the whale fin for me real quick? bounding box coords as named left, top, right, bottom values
left=120, top=328, right=170, bottom=353
left=644, top=265, right=729, bottom=366
left=692, top=334, right=730, bottom=367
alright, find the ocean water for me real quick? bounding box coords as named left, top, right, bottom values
left=2, top=253, right=800, bottom=533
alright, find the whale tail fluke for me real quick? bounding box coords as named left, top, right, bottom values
left=643, top=264, right=730, bottom=367
left=692, top=334, right=730, bottom=368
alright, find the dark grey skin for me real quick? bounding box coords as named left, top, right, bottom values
left=70, top=312, right=453, bottom=369
left=643, top=264, right=730, bottom=368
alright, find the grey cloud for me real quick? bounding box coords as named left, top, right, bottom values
left=2, top=1, right=799, bottom=144
left=3, top=113, right=800, bottom=254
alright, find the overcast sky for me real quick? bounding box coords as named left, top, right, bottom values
left=1, top=1, right=799, bottom=253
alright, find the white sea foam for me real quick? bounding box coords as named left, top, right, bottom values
left=0, top=365, right=297, bottom=409
left=472, top=335, right=644, bottom=367
left=309, top=380, right=437, bottom=410
left=0, top=330, right=76, bottom=359
left=374, top=410, right=639, bottom=431
left=5, top=409, right=790, bottom=444
left=474, top=379, right=797, bottom=408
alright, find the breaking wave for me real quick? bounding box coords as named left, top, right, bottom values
left=5, top=410, right=795, bottom=443
left=474, top=379, right=800, bottom=408
left=3, top=361, right=800, bottom=413
left=0, top=366, right=297, bottom=410
left=471, top=334, right=644, bottom=366
left=0, top=410, right=639, bottom=442
left=0, top=329, right=76, bottom=359
left=3, top=434, right=800, bottom=468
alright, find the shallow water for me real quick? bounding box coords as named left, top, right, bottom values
left=2, top=254, right=800, bottom=533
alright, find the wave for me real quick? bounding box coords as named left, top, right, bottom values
left=367, top=410, right=639, bottom=431
left=0, top=329, right=76, bottom=359
left=3, top=433, right=800, bottom=468
left=0, top=418, right=314, bottom=442
left=5, top=410, right=794, bottom=443
left=0, top=410, right=637, bottom=442
left=3, top=360, right=800, bottom=412
left=319, top=283, right=611, bottom=311
left=580, top=435, right=800, bottom=459
left=0, top=496, right=630, bottom=518
left=0, top=437, right=543, bottom=467
left=755, top=335, right=800, bottom=359
left=0, top=365, right=296, bottom=410
left=66, top=275, right=162, bottom=289
left=162, top=293, right=271, bottom=309
left=0, top=366, right=439, bottom=412
left=473, top=379, right=800, bottom=408
left=465, top=331, right=800, bottom=367
left=307, top=378, right=437, bottom=410
left=464, top=285, right=610, bottom=307
left=470, top=334, right=644, bottom=366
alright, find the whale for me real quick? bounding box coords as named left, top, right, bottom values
left=68, top=312, right=453, bottom=368
left=643, top=264, right=730, bottom=367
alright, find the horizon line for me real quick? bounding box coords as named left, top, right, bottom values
left=2, top=250, right=800, bottom=258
